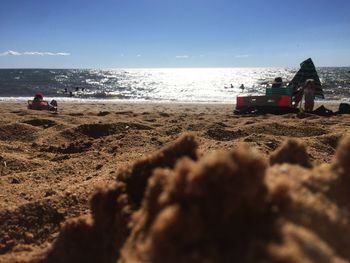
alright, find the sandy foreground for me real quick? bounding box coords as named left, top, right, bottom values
left=1, top=101, right=350, bottom=262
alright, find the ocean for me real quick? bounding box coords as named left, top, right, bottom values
left=0, top=68, right=349, bottom=103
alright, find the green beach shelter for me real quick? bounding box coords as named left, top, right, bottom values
left=288, top=58, right=324, bottom=99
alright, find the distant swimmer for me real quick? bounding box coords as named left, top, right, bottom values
left=231, top=84, right=234, bottom=88
left=239, top=84, right=245, bottom=92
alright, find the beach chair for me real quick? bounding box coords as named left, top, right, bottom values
left=236, top=95, right=292, bottom=108
left=234, top=58, right=324, bottom=115
left=265, top=86, right=293, bottom=97
left=235, top=85, right=297, bottom=114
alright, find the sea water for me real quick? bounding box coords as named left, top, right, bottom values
left=0, top=68, right=349, bottom=103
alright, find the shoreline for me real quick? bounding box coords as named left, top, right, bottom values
left=0, top=100, right=344, bottom=113
left=0, top=95, right=349, bottom=106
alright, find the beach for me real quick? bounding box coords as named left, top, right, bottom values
left=2, top=0, right=350, bottom=260
left=1, top=101, right=350, bottom=262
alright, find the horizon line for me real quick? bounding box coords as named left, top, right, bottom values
left=0, top=65, right=349, bottom=70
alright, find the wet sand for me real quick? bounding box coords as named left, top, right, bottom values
left=1, top=101, right=350, bottom=262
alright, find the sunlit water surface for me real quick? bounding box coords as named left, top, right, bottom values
left=0, top=68, right=349, bottom=103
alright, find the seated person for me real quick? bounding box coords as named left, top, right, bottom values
left=28, top=93, right=48, bottom=110
left=271, top=77, right=283, bottom=88
left=28, top=93, right=58, bottom=111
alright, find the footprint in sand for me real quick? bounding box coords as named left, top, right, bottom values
left=74, top=122, right=153, bottom=139
left=22, top=119, right=57, bottom=129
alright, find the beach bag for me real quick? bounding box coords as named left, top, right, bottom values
left=49, top=100, right=58, bottom=112
left=50, top=100, right=58, bottom=107
left=338, top=103, right=350, bottom=114
left=312, top=105, right=334, bottom=116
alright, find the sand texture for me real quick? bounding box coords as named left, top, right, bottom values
left=1, top=102, right=350, bottom=262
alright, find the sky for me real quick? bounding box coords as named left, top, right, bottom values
left=0, top=0, right=349, bottom=68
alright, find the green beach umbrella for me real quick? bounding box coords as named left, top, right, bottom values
left=288, top=58, right=324, bottom=99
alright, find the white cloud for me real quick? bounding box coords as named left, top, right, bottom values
left=175, top=55, right=189, bottom=59
left=136, top=54, right=141, bottom=57
left=55, top=52, right=70, bottom=56
left=0, top=50, right=21, bottom=56
left=0, top=50, right=70, bottom=56
left=235, top=54, right=250, bottom=58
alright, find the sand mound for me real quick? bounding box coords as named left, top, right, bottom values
left=44, top=187, right=129, bottom=263
left=320, top=133, right=342, bottom=150
left=0, top=123, right=39, bottom=142
left=270, top=139, right=312, bottom=168
left=39, top=141, right=93, bottom=154
left=121, top=146, right=288, bottom=263
left=37, top=133, right=350, bottom=262
left=332, top=133, right=350, bottom=177
left=117, top=134, right=198, bottom=208
left=44, top=135, right=198, bottom=263
left=0, top=154, right=41, bottom=174
left=206, top=125, right=247, bottom=141
left=0, top=201, right=65, bottom=254
left=165, top=126, right=182, bottom=136
left=327, top=134, right=350, bottom=209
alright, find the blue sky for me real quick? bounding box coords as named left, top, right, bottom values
left=0, top=0, right=349, bottom=68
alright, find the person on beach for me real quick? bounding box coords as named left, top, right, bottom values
left=292, top=86, right=303, bottom=108
left=303, top=79, right=315, bottom=111
left=28, top=93, right=58, bottom=111
left=271, top=77, right=283, bottom=88
left=30, top=93, right=48, bottom=110
left=292, top=79, right=315, bottom=111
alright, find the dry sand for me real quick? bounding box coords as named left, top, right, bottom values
left=0, top=101, right=350, bottom=262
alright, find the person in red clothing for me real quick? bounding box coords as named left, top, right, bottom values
left=28, top=93, right=57, bottom=111
left=30, top=93, right=49, bottom=110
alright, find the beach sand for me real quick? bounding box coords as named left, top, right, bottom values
left=1, top=101, right=350, bottom=262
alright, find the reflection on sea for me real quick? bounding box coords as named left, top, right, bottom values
left=0, top=68, right=349, bottom=103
